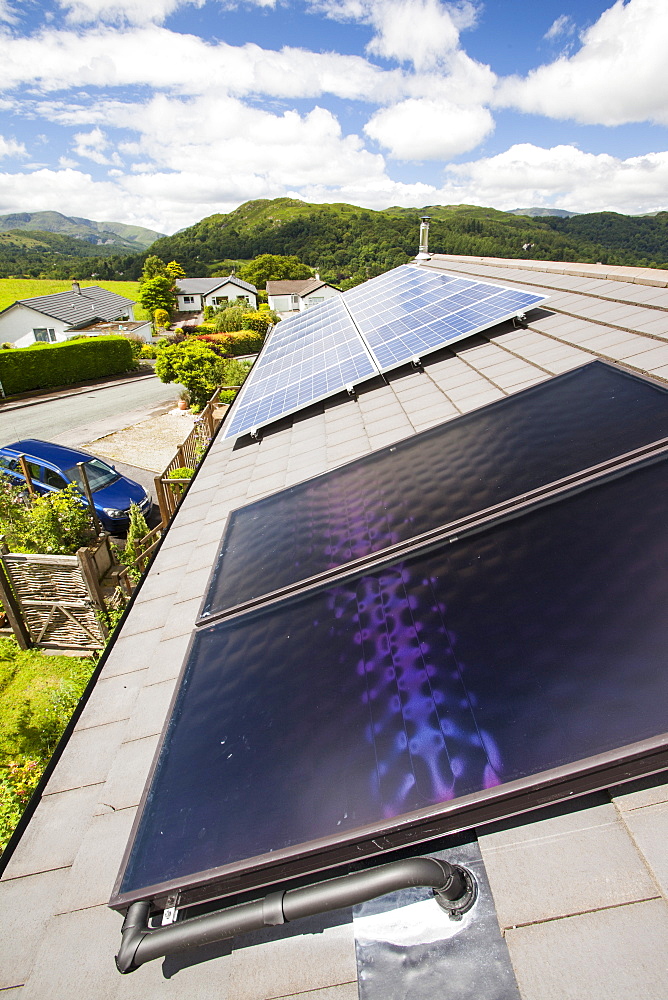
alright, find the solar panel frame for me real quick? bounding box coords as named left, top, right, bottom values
left=222, top=296, right=379, bottom=440
left=344, top=266, right=549, bottom=374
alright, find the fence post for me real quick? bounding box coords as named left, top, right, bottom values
left=0, top=553, right=31, bottom=649
left=77, top=462, right=102, bottom=536
left=154, top=476, right=170, bottom=527
left=77, top=546, right=107, bottom=632
left=176, top=445, right=186, bottom=468
left=17, top=455, right=36, bottom=496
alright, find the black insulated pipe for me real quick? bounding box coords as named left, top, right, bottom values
left=115, top=856, right=476, bottom=974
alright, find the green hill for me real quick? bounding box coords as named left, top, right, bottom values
left=1, top=199, right=667, bottom=284
left=0, top=212, right=164, bottom=250
left=145, top=199, right=668, bottom=285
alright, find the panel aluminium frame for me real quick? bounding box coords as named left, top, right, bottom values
left=223, top=264, right=549, bottom=441
left=343, top=265, right=549, bottom=375
left=110, top=443, right=668, bottom=914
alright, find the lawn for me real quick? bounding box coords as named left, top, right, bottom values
left=0, top=278, right=149, bottom=321
left=0, top=637, right=95, bottom=852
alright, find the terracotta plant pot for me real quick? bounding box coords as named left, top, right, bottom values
left=177, top=400, right=189, bottom=410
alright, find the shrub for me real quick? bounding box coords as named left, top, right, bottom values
left=119, top=503, right=150, bottom=582
left=241, top=310, right=274, bottom=335
left=155, top=340, right=249, bottom=408
left=125, top=334, right=144, bottom=362
left=153, top=308, right=170, bottom=329
left=166, top=466, right=194, bottom=499
left=0, top=336, right=134, bottom=395
left=140, top=344, right=157, bottom=359
left=0, top=477, right=96, bottom=555
left=211, top=305, right=246, bottom=332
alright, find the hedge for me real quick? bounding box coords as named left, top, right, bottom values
left=0, top=336, right=134, bottom=396
left=195, top=330, right=264, bottom=355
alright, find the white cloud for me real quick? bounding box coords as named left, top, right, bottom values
left=72, top=126, right=122, bottom=165
left=0, top=135, right=27, bottom=158
left=312, top=0, right=479, bottom=71
left=364, top=97, right=493, bottom=158
left=436, top=143, right=668, bottom=215
left=496, top=0, right=668, bottom=126
left=58, top=155, right=78, bottom=167
left=58, top=0, right=203, bottom=25
left=544, top=14, right=575, bottom=41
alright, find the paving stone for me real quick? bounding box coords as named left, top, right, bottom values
left=123, top=678, right=176, bottom=741
left=2, top=783, right=102, bottom=879
left=76, top=670, right=147, bottom=731
left=143, top=632, right=191, bottom=686
left=56, top=807, right=137, bottom=913
left=479, top=801, right=658, bottom=929
left=612, top=776, right=668, bottom=813
left=620, top=801, right=668, bottom=897
left=44, top=720, right=127, bottom=796
left=505, top=899, right=668, bottom=1000
left=0, top=867, right=70, bottom=989
left=226, top=917, right=357, bottom=1000
left=94, top=734, right=160, bottom=816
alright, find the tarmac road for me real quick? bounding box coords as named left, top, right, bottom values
left=0, top=374, right=183, bottom=519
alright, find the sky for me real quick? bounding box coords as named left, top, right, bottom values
left=0, top=0, right=667, bottom=234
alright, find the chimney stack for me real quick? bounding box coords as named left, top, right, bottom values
left=415, top=217, right=431, bottom=261
left=72, top=280, right=81, bottom=294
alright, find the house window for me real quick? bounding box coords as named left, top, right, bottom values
left=306, top=297, right=324, bottom=307
left=33, top=328, right=49, bottom=342
left=48, top=329, right=56, bottom=341
left=183, top=296, right=195, bottom=304
left=212, top=297, right=228, bottom=306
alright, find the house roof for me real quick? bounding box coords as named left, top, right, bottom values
left=176, top=276, right=257, bottom=296
left=6, top=285, right=135, bottom=327
left=266, top=277, right=330, bottom=296
left=2, top=254, right=668, bottom=996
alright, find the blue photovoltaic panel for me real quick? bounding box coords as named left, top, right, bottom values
left=223, top=296, right=377, bottom=439
left=344, top=266, right=548, bottom=372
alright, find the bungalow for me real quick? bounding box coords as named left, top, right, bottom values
left=0, top=281, right=136, bottom=348
left=266, top=276, right=340, bottom=315
left=175, top=276, right=257, bottom=314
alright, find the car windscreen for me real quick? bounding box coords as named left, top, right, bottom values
left=65, top=458, right=119, bottom=492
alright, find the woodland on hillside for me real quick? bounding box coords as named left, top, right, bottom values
left=1, top=199, right=667, bottom=284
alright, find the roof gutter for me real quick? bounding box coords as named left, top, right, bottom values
left=115, top=856, right=476, bottom=974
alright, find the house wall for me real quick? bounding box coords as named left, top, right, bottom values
left=203, top=283, right=257, bottom=310
left=0, top=304, right=70, bottom=347
left=176, top=294, right=202, bottom=312
left=301, top=286, right=340, bottom=310
left=268, top=293, right=298, bottom=314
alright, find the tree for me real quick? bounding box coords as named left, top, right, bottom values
left=155, top=340, right=250, bottom=408
left=138, top=275, right=176, bottom=321
left=141, top=255, right=169, bottom=281
left=165, top=260, right=186, bottom=281
left=237, top=254, right=312, bottom=289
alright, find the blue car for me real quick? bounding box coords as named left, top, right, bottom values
left=0, top=439, right=152, bottom=534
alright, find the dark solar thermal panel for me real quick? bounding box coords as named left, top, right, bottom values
left=201, top=363, right=668, bottom=617
left=344, top=266, right=548, bottom=371
left=117, top=454, right=668, bottom=902
left=223, top=297, right=378, bottom=439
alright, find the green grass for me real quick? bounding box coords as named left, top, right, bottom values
left=0, top=638, right=95, bottom=852
left=0, top=278, right=149, bottom=321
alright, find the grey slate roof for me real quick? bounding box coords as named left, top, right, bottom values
left=176, top=276, right=257, bottom=296
left=266, top=278, right=330, bottom=296
left=11, top=286, right=134, bottom=327
left=2, top=254, right=668, bottom=999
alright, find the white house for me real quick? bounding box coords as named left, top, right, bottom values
left=266, top=276, right=340, bottom=315
left=0, top=281, right=136, bottom=348
left=175, top=276, right=257, bottom=313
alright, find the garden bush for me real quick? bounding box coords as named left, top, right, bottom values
left=155, top=340, right=250, bottom=408
left=195, top=330, right=264, bottom=355
left=0, top=476, right=96, bottom=555
left=0, top=336, right=134, bottom=395
left=140, top=343, right=157, bottom=359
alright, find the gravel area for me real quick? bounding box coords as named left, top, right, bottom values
left=83, top=404, right=198, bottom=473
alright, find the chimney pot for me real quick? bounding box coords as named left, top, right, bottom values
left=72, top=280, right=81, bottom=294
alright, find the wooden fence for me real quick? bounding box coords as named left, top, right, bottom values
left=0, top=534, right=125, bottom=651
left=153, top=389, right=228, bottom=525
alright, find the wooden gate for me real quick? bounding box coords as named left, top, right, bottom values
left=0, top=551, right=107, bottom=651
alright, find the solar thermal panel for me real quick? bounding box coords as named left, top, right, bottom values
left=113, top=452, right=668, bottom=908
left=223, top=296, right=378, bottom=439
left=344, top=266, right=548, bottom=372
left=201, top=363, right=668, bottom=617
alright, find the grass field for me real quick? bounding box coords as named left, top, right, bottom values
left=0, top=278, right=149, bottom=320
left=0, top=637, right=95, bottom=852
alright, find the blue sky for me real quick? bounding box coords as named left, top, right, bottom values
left=0, top=0, right=666, bottom=233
